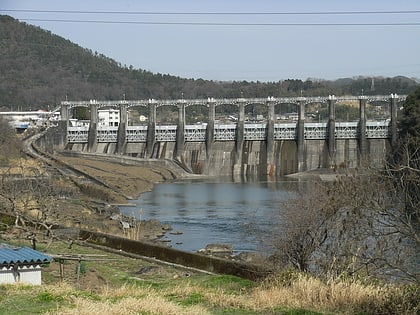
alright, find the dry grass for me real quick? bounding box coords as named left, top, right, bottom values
left=164, top=282, right=248, bottom=310
left=42, top=283, right=211, bottom=315
left=2, top=270, right=418, bottom=315
left=51, top=296, right=209, bottom=315
left=252, top=274, right=382, bottom=314
left=0, top=157, right=46, bottom=176
left=57, top=278, right=409, bottom=314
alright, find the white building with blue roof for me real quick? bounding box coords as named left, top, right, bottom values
left=0, top=244, right=52, bottom=285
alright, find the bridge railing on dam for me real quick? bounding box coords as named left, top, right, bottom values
left=67, top=120, right=390, bottom=143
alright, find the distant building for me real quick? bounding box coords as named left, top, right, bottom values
left=0, top=244, right=52, bottom=285
left=69, top=119, right=89, bottom=127
left=284, top=112, right=299, bottom=121
left=98, top=109, right=120, bottom=127
left=0, top=110, right=58, bottom=131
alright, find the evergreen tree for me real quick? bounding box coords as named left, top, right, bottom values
left=398, top=86, right=420, bottom=141
left=389, top=86, right=420, bottom=243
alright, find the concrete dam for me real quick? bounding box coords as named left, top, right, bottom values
left=39, top=94, right=406, bottom=178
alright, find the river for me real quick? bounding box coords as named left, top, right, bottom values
left=120, top=177, right=301, bottom=254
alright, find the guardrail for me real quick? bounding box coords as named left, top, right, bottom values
left=67, top=120, right=390, bottom=143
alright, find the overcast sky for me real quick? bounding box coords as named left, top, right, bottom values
left=1, top=0, right=420, bottom=82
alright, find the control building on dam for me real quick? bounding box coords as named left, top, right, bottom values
left=39, top=94, right=406, bottom=178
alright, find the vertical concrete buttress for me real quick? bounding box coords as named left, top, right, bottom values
left=297, top=99, right=306, bottom=172
left=234, top=101, right=245, bottom=175
left=175, top=102, right=185, bottom=159
left=87, top=103, right=98, bottom=152
left=390, top=94, right=398, bottom=148
left=206, top=100, right=215, bottom=158
left=60, top=103, right=70, bottom=147
left=146, top=101, right=156, bottom=158
left=358, top=97, right=367, bottom=163
left=327, top=95, right=336, bottom=167
left=116, top=103, right=127, bottom=154
left=61, top=103, right=70, bottom=122
left=266, top=100, right=275, bottom=175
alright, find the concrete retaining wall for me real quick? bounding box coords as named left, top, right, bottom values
left=79, top=229, right=271, bottom=280
left=34, top=121, right=67, bottom=154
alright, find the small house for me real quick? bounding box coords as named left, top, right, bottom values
left=0, top=244, right=52, bottom=285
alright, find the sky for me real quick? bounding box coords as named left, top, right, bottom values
left=1, top=0, right=420, bottom=82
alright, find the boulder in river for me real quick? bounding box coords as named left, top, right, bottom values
left=198, top=243, right=233, bottom=258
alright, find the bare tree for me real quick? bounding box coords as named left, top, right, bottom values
left=0, top=117, right=22, bottom=165
left=385, top=142, right=420, bottom=245
left=271, top=166, right=419, bottom=283
left=0, top=159, right=75, bottom=248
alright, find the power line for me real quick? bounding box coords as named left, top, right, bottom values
left=2, top=9, right=420, bottom=15
left=18, top=18, right=420, bottom=26
left=4, top=8, right=419, bottom=27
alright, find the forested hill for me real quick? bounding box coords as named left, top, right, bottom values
left=0, top=15, right=419, bottom=110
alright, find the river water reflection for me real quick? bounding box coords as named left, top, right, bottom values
left=120, top=177, right=301, bottom=254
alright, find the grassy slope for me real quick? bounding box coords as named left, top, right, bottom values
left=1, top=239, right=417, bottom=315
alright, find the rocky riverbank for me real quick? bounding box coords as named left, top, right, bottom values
left=286, top=167, right=357, bottom=181
left=53, top=153, right=182, bottom=242
left=0, top=151, right=183, bottom=245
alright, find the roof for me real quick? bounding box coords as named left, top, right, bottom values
left=0, top=245, right=52, bottom=265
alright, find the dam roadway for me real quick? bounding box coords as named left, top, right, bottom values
left=37, top=94, right=406, bottom=178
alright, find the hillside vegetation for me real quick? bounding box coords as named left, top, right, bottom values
left=1, top=15, right=419, bottom=110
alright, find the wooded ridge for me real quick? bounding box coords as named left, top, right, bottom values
left=1, top=15, right=418, bottom=110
